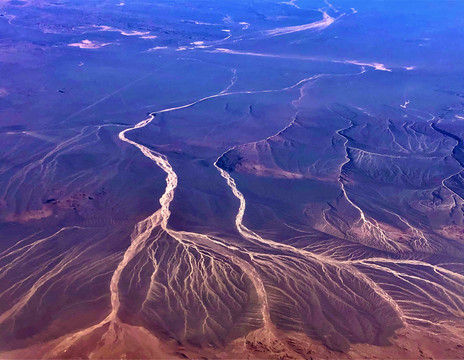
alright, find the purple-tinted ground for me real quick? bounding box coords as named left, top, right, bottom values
left=1, top=0, right=464, bottom=359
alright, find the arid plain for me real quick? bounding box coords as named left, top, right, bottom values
left=1, top=0, right=464, bottom=359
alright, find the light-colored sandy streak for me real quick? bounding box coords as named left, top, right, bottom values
left=0, top=247, right=80, bottom=326
left=262, top=10, right=339, bottom=37
left=343, top=60, right=391, bottom=72
left=92, top=25, right=150, bottom=37
left=220, top=68, right=237, bottom=94
left=0, top=227, right=81, bottom=280
left=353, top=258, right=464, bottom=325
left=0, top=231, right=43, bottom=260
left=2, top=127, right=90, bottom=199
left=209, top=48, right=393, bottom=72
left=400, top=100, right=410, bottom=108
left=280, top=0, right=300, bottom=9
left=68, top=39, right=114, bottom=49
